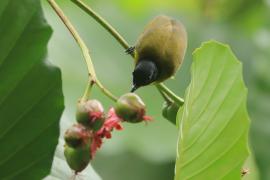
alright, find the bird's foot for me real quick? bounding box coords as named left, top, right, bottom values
left=125, top=46, right=135, bottom=55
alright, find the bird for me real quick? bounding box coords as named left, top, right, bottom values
left=126, top=15, right=187, bottom=92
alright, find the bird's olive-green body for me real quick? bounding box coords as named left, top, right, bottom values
left=134, top=15, right=187, bottom=82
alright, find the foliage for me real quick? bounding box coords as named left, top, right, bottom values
left=175, top=41, right=250, bottom=179
left=12, top=0, right=268, bottom=179
left=0, top=0, right=64, bottom=179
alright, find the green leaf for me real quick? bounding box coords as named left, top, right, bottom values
left=175, top=41, right=250, bottom=180
left=0, top=0, right=64, bottom=179
left=249, top=57, right=270, bottom=179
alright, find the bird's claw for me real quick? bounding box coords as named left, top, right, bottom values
left=125, top=46, right=135, bottom=55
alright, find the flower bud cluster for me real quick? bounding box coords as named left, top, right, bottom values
left=64, top=93, right=151, bottom=173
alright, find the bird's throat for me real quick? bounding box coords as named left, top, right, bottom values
left=131, top=60, right=158, bottom=92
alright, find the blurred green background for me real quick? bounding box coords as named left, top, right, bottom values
left=42, top=0, right=270, bottom=179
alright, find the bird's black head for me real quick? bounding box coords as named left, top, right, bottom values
left=131, top=60, right=158, bottom=92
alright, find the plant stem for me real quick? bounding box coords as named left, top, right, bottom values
left=157, top=87, right=172, bottom=104
left=156, top=84, right=184, bottom=106
left=71, top=0, right=130, bottom=51
left=47, top=0, right=117, bottom=102
left=71, top=0, right=184, bottom=105
left=81, top=78, right=94, bottom=101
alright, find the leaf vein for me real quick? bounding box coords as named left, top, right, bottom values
left=180, top=93, right=244, bottom=167
left=0, top=117, right=58, bottom=167
left=185, top=128, right=246, bottom=179
left=0, top=5, right=37, bottom=67
left=183, top=67, right=239, bottom=151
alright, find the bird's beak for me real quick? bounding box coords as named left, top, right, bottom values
left=130, top=84, right=138, bottom=92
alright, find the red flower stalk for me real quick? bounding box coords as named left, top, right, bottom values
left=90, top=108, right=123, bottom=158
left=90, top=107, right=152, bottom=158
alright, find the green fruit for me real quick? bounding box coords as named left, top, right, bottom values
left=115, top=93, right=146, bottom=123
left=166, top=103, right=179, bottom=124
left=64, top=124, right=91, bottom=148
left=76, top=99, right=104, bottom=130
left=162, top=101, right=179, bottom=124
left=162, top=102, right=169, bottom=119
left=64, top=144, right=91, bottom=173
left=130, top=15, right=187, bottom=92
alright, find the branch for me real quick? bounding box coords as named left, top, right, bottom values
left=71, top=0, right=184, bottom=105
left=156, top=84, right=184, bottom=106
left=71, top=0, right=130, bottom=51
left=47, top=0, right=117, bottom=102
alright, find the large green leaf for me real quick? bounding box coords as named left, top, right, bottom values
left=0, top=0, right=64, bottom=179
left=175, top=41, right=250, bottom=179
left=249, top=57, right=270, bottom=180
